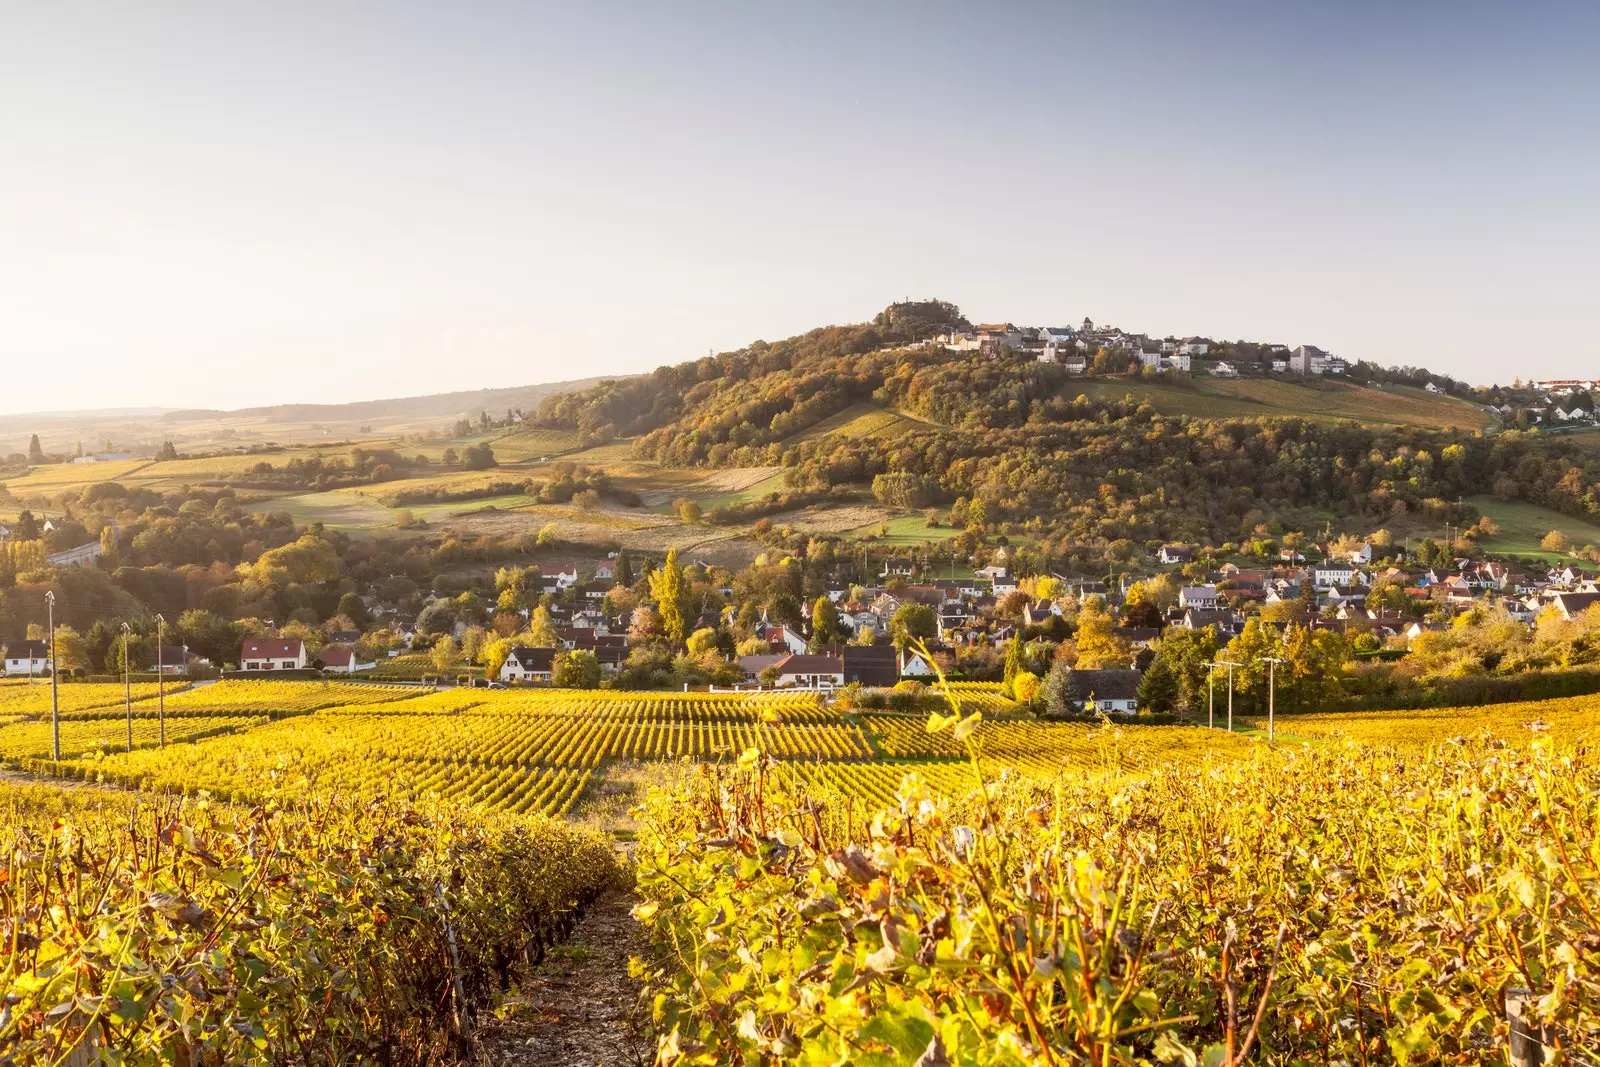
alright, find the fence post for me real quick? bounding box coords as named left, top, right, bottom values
left=435, top=882, right=473, bottom=1054
left=1506, top=987, right=1547, bottom=1067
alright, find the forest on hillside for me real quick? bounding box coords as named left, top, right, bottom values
left=537, top=302, right=1600, bottom=546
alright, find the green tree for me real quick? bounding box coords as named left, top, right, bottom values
left=1136, top=658, right=1178, bottom=714
left=889, top=603, right=937, bottom=651
left=529, top=605, right=559, bottom=647
left=27, top=435, right=43, bottom=463
left=615, top=551, right=634, bottom=588
left=1003, top=636, right=1024, bottom=694
left=649, top=547, right=690, bottom=646
left=429, top=637, right=461, bottom=675
left=686, top=627, right=720, bottom=657
left=553, top=648, right=601, bottom=688
left=810, top=596, right=840, bottom=648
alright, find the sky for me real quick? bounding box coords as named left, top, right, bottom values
left=2, top=1, right=1596, bottom=414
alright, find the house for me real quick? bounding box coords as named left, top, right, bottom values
left=738, top=654, right=785, bottom=682
left=1312, top=564, right=1357, bottom=589
left=762, top=624, right=809, bottom=656
left=538, top=564, right=579, bottom=589
left=318, top=647, right=376, bottom=674
left=1178, top=585, right=1220, bottom=610
left=1138, top=346, right=1163, bottom=370
left=2, top=640, right=50, bottom=676
left=1550, top=591, right=1600, bottom=621
left=1288, top=345, right=1330, bottom=375
left=1164, top=353, right=1192, bottom=372
left=1065, top=669, right=1141, bottom=714
left=772, top=654, right=845, bottom=687
left=1181, top=608, right=1239, bottom=635
left=1178, top=338, right=1211, bottom=357
left=899, top=649, right=938, bottom=678
left=593, top=561, right=615, bottom=581
left=1424, top=382, right=1442, bottom=393
left=1158, top=544, right=1193, bottom=565
left=1349, top=543, right=1374, bottom=565
left=1023, top=600, right=1061, bottom=627
left=152, top=646, right=200, bottom=676
left=501, top=646, right=556, bottom=682
left=974, top=565, right=1008, bottom=581
left=843, top=644, right=899, bottom=687
left=239, top=638, right=308, bottom=671
left=1210, top=361, right=1239, bottom=378
left=1062, top=354, right=1088, bottom=375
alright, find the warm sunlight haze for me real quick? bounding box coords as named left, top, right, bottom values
left=1, top=4, right=1596, bottom=1066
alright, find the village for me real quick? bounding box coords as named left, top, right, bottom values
left=10, top=528, right=1599, bottom=719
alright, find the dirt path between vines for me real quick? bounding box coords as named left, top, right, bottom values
left=475, top=889, right=654, bottom=1067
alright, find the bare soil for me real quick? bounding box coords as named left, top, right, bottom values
left=474, top=890, right=654, bottom=1067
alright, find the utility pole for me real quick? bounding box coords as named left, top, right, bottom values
left=1260, top=656, right=1285, bottom=742
left=1207, top=660, right=1239, bottom=732
left=122, top=622, right=133, bottom=752
left=46, top=591, right=59, bottom=762
left=155, top=613, right=166, bottom=748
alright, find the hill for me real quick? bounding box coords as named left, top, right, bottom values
left=0, top=375, right=614, bottom=459
left=529, top=301, right=1566, bottom=546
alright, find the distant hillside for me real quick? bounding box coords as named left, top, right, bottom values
left=0, top=376, right=617, bottom=457
left=527, top=301, right=1585, bottom=546
left=159, top=377, right=613, bottom=426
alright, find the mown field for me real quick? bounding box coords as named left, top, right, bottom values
left=1466, top=493, right=1600, bottom=559
left=1072, top=375, right=1493, bottom=430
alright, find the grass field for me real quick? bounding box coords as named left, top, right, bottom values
left=846, top=512, right=965, bottom=545
left=1466, top=494, right=1600, bottom=559
left=1070, top=376, right=1493, bottom=430
left=789, top=403, right=939, bottom=444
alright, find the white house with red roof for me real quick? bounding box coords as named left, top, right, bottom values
left=239, top=638, right=308, bottom=671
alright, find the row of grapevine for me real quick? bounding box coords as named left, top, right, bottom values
left=0, top=681, right=188, bottom=717
left=1286, top=694, right=1600, bottom=744
left=0, top=714, right=265, bottom=759
left=0, top=777, right=619, bottom=1062
left=633, top=737, right=1600, bottom=1064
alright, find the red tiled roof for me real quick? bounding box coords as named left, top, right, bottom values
left=242, top=638, right=304, bottom=659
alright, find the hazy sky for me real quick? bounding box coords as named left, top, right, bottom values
left=2, top=1, right=1596, bottom=414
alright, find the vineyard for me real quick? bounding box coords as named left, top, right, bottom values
left=1284, top=693, right=1600, bottom=745
left=633, top=736, right=1600, bottom=1065
left=0, top=777, right=619, bottom=1063
left=6, top=677, right=1600, bottom=1062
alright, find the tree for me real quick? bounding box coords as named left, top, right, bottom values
left=460, top=625, right=487, bottom=665
left=178, top=610, right=246, bottom=668
left=336, top=592, right=369, bottom=628
left=810, top=596, right=840, bottom=647
left=110, top=632, right=153, bottom=674
left=27, top=435, right=43, bottom=463
left=615, top=551, right=634, bottom=588
left=573, top=488, right=602, bottom=511
left=251, top=534, right=340, bottom=585
left=157, top=440, right=179, bottom=461
left=649, top=547, right=690, bottom=645
left=537, top=523, right=560, bottom=547
left=1041, top=660, right=1086, bottom=718
left=1012, top=670, right=1041, bottom=704
left=553, top=648, right=601, bottom=688
left=686, top=627, right=720, bottom=656
left=529, top=605, right=559, bottom=647
left=51, top=626, right=88, bottom=674
left=1542, top=530, right=1571, bottom=553
left=1136, top=658, right=1178, bottom=714
left=15, top=510, right=39, bottom=541
left=1003, top=636, right=1024, bottom=694
left=889, top=603, right=937, bottom=651
left=429, top=637, right=461, bottom=675
left=736, top=635, right=771, bottom=656
left=1072, top=600, right=1130, bottom=670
